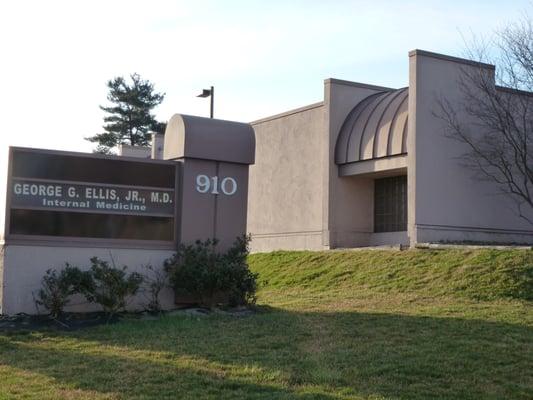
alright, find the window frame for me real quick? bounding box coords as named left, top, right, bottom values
left=374, top=175, right=407, bottom=233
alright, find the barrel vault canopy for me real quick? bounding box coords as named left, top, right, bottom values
left=163, top=114, right=255, bottom=164
left=335, top=87, right=408, bottom=165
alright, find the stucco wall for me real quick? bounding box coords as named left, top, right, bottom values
left=369, top=231, right=409, bottom=247
left=248, top=79, right=411, bottom=252
left=1, top=245, right=175, bottom=315
left=324, top=80, right=395, bottom=248
left=117, top=144, right=151, bottom=158
left=408, top=50, right=533, bottom=245
left=248, top=104, right=325, bottom=252
left=0, top=245, right=4, bottom=314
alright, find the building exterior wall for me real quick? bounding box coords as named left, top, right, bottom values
left=178, top=158, right=250, bottom=251
left=1, top=245, right=175, bottom=315
left=370, top=231, right=409, bottom=247
left=0, top=245, right=4, bottom=314
left=247, top=50, right=533, bottom=252
left=408, top=50, right=533, bottom=245
left=118, top=144, right=151, bottom=158
left=324, top=80, right=399, bottom=248
left=248, top=104, right=325, bottom=252
left=151, top=133, right=165, bottom=159
left=247, top=79, right=412, bottom=252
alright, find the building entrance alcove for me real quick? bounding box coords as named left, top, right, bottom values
left=333, top=87, right=410, bottom=247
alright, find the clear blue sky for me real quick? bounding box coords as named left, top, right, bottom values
left=1, top=0, right=530, bottom=152
left=0, top=0, right=530, bottom=213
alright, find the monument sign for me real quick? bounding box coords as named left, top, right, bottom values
left=0, top=114, right=255, bottom=314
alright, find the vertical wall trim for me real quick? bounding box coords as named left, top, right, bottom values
left=4, top=148, right=13, bottom=240
left=174, top=161, right=183, bottom=249
left=213, top=161, right=220, bottom=240
left=407, top=52, right=419, bottom=246
left=322, top=80, right=332, bottom=248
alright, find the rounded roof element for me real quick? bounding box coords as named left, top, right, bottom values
left=335, top=88, right=408, bottom=165
left=163, top=114, right=255, bottom=164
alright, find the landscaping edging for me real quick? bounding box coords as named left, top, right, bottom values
left=0, top=306, right=256, bottom=332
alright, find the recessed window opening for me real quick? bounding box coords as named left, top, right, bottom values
left=374, top=175, right=407, bottom=232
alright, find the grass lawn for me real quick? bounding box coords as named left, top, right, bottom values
left=1, top=249, right=532, bottom=399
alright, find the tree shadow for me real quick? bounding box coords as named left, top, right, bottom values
left=0, top=335, right=334, bottom=400
left=1, top=308, right=532, bottom=399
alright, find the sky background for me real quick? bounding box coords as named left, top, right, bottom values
left=0, top=0, right=531, bottom=224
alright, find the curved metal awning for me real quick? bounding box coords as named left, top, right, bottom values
left=335, top=88, right=408, bottom=166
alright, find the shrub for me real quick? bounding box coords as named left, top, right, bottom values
left=82, top=257, right=143, bottom=317
left=141, top=264, right=168, bottom=313
left=164, top=238, right=219, bottom=307
left=220, top=235, right=258, bottom=306
left=35, top=264, right=90, bottom=318
left=164, top=235, right=258, bottom=308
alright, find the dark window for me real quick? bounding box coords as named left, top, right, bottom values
left=12, top=150, right=176, bottom=188
left=374, top=175, right=407, bottom=233
left=10, top=209, right=174, bottom=241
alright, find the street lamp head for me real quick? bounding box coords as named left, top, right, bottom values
left=197, top=86, right=214, bottom=118
left=197, top=88, right=212, bottom=98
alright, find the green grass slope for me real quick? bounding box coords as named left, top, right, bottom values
left=0, top=248, right=532, bottom=400
left=249, top=249, right=533, bottom=301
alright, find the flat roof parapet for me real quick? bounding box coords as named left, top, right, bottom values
left=251, top=102, right=324, bottom=125
left=324, top=78, right=394, bottom=91
left=408, top=49, right=495, bottom=70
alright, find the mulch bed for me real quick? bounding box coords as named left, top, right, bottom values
left=0, top=312, right=122, bottom=332
left=0, top=306, right=256, bottom=333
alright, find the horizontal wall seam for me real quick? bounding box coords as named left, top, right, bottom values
left=417, top=223, right=533, bottom=235
left=251, top=230, right=323, bottom=238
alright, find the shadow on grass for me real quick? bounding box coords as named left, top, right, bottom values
left=1, top=308, right=532, bottom=400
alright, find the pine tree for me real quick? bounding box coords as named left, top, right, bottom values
left=86, top=73, right=165, bottom=154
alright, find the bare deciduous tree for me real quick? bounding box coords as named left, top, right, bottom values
left=436, top=17, right=533, bottom=224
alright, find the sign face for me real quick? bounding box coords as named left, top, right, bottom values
left=6, top=148, right=179, bottom=242
left=11, top=179, right=174, bottom=216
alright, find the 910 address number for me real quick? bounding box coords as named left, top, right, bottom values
left=196, top=175, right=237, bottom=196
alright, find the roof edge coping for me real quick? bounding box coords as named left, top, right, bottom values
left=250, top=102, right=324, bottom=125
left=325, top=78, right=394, bottom=91
left=408, top=49, right=495, bottom=70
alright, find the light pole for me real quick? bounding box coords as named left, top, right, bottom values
left=197, top=86, right=214, bottom=118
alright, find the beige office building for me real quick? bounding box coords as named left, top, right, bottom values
left=246, top=49, right=533, bottom=251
